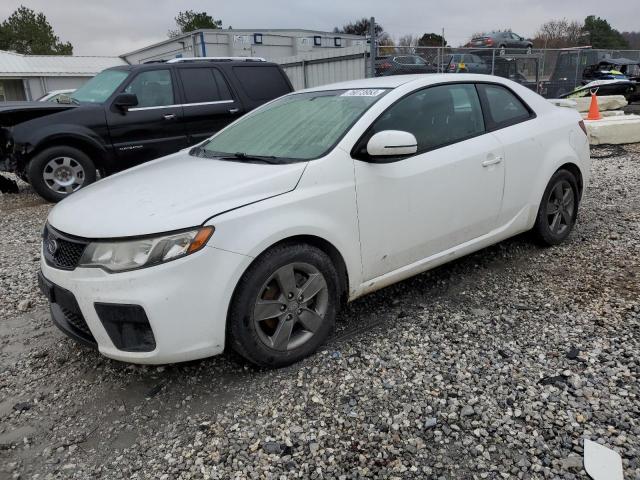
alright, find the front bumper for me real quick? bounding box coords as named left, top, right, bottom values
left=39, top=244, right=252, bottom=364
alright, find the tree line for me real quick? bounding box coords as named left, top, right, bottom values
left=0, top=7, right=637, bottom=57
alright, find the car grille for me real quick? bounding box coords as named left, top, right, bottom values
left=43, top=225, right=88, bottom=270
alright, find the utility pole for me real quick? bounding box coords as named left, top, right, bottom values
left=369, top=17, right=376, bottom=78
left=440, top=27, right=445, bottom=73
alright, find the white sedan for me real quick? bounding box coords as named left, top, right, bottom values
left=39, top=74, right=591, bottom=367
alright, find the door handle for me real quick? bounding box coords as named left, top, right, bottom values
left=163, top=113, right=176, bottom=120
left=228, top=108, right=240, bottom=114
left=482, top=156, right=503, bottom=167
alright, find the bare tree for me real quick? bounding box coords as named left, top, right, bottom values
left=395, top=34, right=417, bottom=55
left=622, top=31, right=640, bottom=49
left=533, top=19, right=584, bottom=48
left=378, top=36, right=396, bottom=56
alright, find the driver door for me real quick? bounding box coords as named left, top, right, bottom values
left=106, top=69, right=188, bottom=168
left=353, top=83, right=505, bottom=280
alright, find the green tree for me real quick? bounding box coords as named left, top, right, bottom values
left=0, top=6, right=72, bottom=55
left=582, top=15, right=628, bottom=49
left=333, top=18, right=384, bottom=37
left=417, top=33, right=446, bottom=47
left=168, top=10, right=222, bottom=38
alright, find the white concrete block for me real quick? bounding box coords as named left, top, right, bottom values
left=572, top=95, right=628, bottom=113
left=586, top=114, right=640, bottom=145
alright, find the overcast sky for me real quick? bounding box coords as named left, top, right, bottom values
left=0, top=0, right=636, bottom=56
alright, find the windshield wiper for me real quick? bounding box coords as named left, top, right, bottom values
left=227, top=152, right=280, bottom=164
left=189, top=148, right=282, bottom=164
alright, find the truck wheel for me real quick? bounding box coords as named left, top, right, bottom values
left=27, top=146, right=96, bottom=202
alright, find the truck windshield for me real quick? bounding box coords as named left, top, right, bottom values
left=198, top=89, right=389, bottom=162
left=71, top=70, right=129, bottom=104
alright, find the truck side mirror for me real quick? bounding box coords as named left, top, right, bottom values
left=113, top=93, right=138, bottom=111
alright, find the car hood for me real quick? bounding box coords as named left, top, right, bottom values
left=47, top=150, right=307, bottom=238
left=0, top=101, right=77, bottom=126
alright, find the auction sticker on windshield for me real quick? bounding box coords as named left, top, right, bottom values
left=341, top=89, right=386, bottom=97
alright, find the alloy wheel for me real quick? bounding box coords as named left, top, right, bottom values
left=253, top=262, right=328, bottom=351
left=546, top=179, right=575, bottom=236
left=42, top=156, right=86, bottom=194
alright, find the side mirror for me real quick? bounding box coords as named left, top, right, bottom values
left=366, top=130, right=417, bottom=158
left=113, top=93, right=138, bottom=111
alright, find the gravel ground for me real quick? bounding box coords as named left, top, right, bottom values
left=0, top=145, right=639, bottom=479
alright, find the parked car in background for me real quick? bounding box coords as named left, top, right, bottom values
left=445, top=54, right=490, bottom=74
left=376, top=55, right=436, bottom=76
left=0, top=57, right=293, bottom=202
left=469, top=32, right=533, bottom=54
left=37, top=89, right=75, bottom=103
left=39, top=74, right=590, bottom=367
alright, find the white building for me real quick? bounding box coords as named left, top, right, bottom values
left=0, top=50, right=126, bottom=101
left=121, top=28, right=367, bottom=64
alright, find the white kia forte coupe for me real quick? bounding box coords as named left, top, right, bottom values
left=39, top=74, right=591, bottom=367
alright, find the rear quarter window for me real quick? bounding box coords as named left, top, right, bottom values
left=477, top=83, right=532, bottom=130
left=232, top=65, right=291, bottom=101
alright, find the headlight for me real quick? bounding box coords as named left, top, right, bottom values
left=78, top=226, right=214, bottom=272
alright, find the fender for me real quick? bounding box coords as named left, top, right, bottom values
left=9, top=105, right=113, bottom=170
left=205, top=153, right=364, bottom=297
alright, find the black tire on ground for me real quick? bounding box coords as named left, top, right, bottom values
left=227, top=243, right=339, bottom=368
left=532, top=169, right=580, bottom=246
left=26, top=146, right=96, bottom=203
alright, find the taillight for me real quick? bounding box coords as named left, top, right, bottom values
left=381, top=62, right=392, bottom=69
left=486, top=38, right=493, bottom=46
left=578, top=120, right=587, bottom=136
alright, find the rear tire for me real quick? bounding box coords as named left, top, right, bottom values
left=532, top=170, right=580, bottom=246
left=27, top=146, right=96, bottom=203
left=227, top=243, right=339, bottom=368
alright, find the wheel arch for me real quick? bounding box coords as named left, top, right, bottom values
left=29, top=135, right=107, bottom=171
left=556, top=162, right=584, bottom=197
left=235, top=234, right=351, bottom=308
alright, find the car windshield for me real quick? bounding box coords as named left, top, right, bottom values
left=197, top=89, right=389, bottom=162
left=70, top=69, right=129, bottom=104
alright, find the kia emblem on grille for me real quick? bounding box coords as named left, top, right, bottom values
left=47, top=238, right=58, bottom=256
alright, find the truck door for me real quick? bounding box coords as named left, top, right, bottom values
left=177, top=66, right=244, bottom=145
left=106, top=68, right=188, bottom=167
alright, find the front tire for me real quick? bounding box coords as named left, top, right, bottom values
left=27, top=146, right=96, bottom=202
left=227, top=243, right=339, bottom=368
left=532, top=170, right=580, bottom=246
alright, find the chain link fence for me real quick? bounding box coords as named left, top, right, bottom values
left=370, top=46, right=640, bottom=99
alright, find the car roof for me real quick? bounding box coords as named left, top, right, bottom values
left=109, top=60, right=280, bottom=72
left=299, top=74, right=510, bottom=93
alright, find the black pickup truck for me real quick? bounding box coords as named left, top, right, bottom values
left=0, top=58, right=293, bottom=202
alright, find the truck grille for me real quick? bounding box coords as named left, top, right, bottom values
left=43, top=225, right=88, bottom=270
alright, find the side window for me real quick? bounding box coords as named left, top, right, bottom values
left=212, top=69, right=233, bottom=100
left=179, top=68, right=233, bottom=103
left=369, top=84, right=485, bottom=154
left=478, top=84, right=531, bottom=129
left=232, top=66, right=291, bottom=101
left=124, top=70, right=173, bottom=108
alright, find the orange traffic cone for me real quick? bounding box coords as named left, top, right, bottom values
left=587, top=89, right=601, bottom=120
